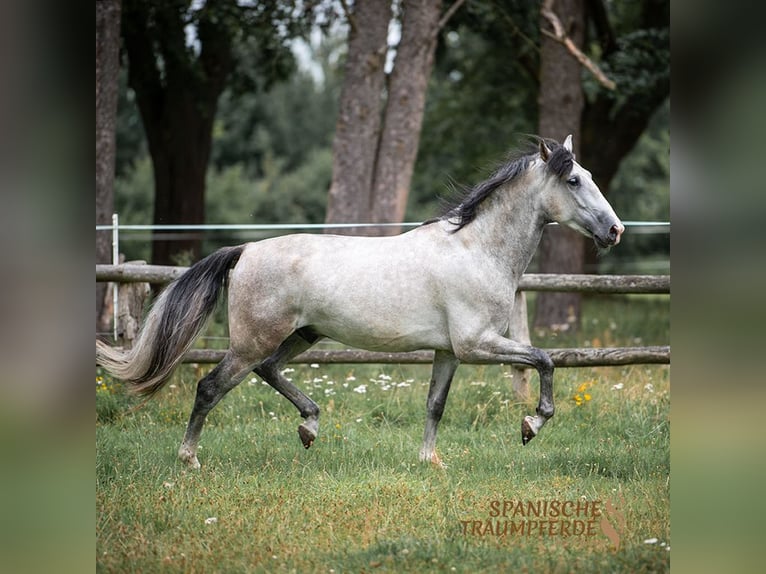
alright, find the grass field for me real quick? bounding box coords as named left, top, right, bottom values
left=97, top=296, right=669, bottom=573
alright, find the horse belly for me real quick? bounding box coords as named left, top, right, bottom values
left=304, top=284, right=450, bottom=352
left=319, top=318, right=449, bottom=353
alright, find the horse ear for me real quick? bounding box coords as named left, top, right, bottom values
left=539, top=139, right=552, bottom=162
left=563, top=134, right=573, bottom=153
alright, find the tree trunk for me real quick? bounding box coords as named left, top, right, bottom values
left=534, top=0, right=586, bottom=332
left=121, top=0, right=234, bottom=264
left=96, top=0, right=122, bottom=334
left=325, top=0, right=391, bottom=236
left=371, top=0, right=443, bottom=235
left=326, top=0, right=452, bottom=236
left=146, top=92, right=214, bottom=265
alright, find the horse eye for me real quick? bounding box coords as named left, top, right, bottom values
left=567, top=176, right=580, bottom=188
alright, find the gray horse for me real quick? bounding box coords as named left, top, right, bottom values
left=97, top=136, right=623, bottom=468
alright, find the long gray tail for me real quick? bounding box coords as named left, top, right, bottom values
left=96, top=245, right=245, bottom=397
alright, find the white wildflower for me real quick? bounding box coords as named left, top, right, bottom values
left=643, top=538, right=658, bottom=544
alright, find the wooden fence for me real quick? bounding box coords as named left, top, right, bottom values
left=96, top=264, right=670, bottom=368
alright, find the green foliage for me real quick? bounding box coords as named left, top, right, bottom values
left=203, top=148, right=331, bottom=251
left=611, top=104, right=670, bottom=222
left=114, top=148, right=332, bottom=260
left=603, top=102, right=670, bottom=273
left=591, top=29, right=671, bottom=117
left=212, top=60, right=339, bottom=177
left=204, top=147, right=331, bottom=226
left=113, top=155, right=153, bottom=262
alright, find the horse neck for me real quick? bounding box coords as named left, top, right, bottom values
left=461, top=172, right=548, bottom=280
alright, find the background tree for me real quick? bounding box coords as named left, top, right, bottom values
left=532, top=0, right=669, bottom=331
left=325, top=0, right=449, bottom=235
left=533, top=0, right=587, bottom=332
left=370, top=0, right=446, bottom=233
left=121, top=0, right=300, bottom=265
left=96, top=0, right=122, bottom=332
left=325, top=0, right=390, bottom=235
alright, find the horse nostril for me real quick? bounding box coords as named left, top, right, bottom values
left=609, top=223, right=624, bottom=244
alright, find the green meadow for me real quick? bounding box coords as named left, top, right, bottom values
left=97, top=296, right=669, bottom=573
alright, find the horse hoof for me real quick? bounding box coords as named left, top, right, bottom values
left=298, top=423, right=316, bottom=449
left=178, top=446, right=201, bottom=469
left=419, top=449, right=447, bottom=469
left=521, top=417, right=537, bottom=446
left=430, top=451, right=447, bottom=469
left=180, top=454, right=201, bottom=469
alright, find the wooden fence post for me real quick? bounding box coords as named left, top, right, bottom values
left=509, top=290, right=531, bottom=400
left=115, top=261, right=150, bottom=349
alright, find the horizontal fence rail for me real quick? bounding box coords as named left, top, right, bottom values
left=183, top=346, right=670, bottom=367
left=95, top=264, right=670, bottom=294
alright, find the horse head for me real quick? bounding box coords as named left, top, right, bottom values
left=538, top=135, right=624, bottom=249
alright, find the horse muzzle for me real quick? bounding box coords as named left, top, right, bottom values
left=594, top=222, right=624, bottom=248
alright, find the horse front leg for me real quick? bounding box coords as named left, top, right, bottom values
left=419, top=350, right=460, bottom=467
left=520, top=351, right=554, bottom=445
left=454, top=335, right=554, bottom=445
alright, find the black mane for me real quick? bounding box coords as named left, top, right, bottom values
left=425, top=139, right=574, bottom=232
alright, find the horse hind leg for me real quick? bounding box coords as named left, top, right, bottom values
left=179, top=351, right=256, bottom=468
left=253, top=330, right=321, bottom=449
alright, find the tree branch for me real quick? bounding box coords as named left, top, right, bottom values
left=437, top=0, right=468, bottom=33
left=339, top=0, right=357, bottom=34
left=541, top=0, right=616, bottom=90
